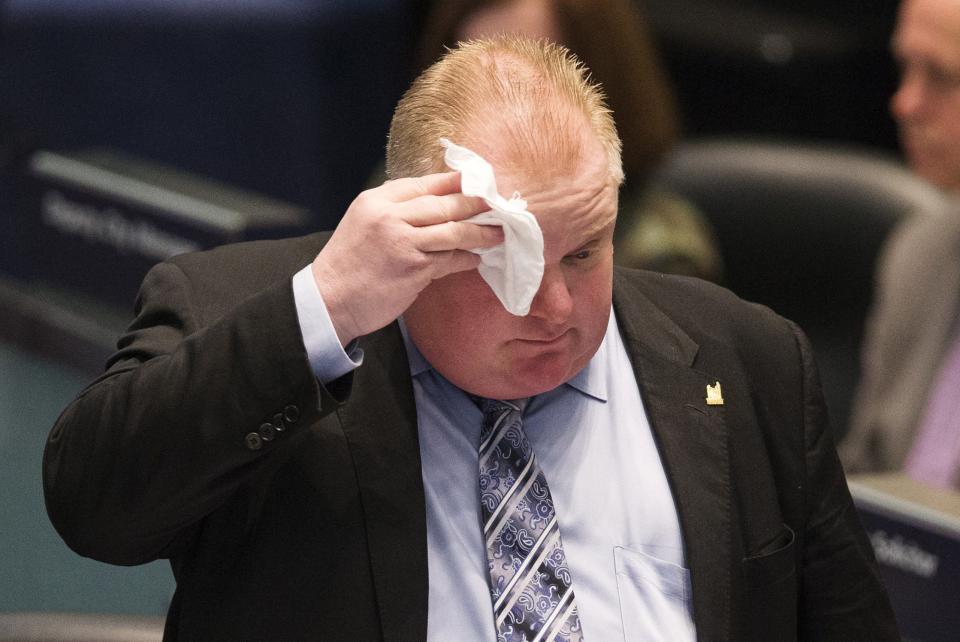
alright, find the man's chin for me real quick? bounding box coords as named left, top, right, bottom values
left=904, top=145, right=960, bottom=190
left=493, top=358, right=585, bottom=399
left=456, top=364, right=573, bottom=400
left=914, top=164, right=960, bottom=192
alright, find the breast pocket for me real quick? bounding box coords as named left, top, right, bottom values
left=614, top=546, right=696, bottom=642
left=741, top=524, right=798, bottom=641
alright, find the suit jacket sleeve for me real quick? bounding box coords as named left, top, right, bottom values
left=43, top=258, right=342, bottom=565
left=787, top=321, right=899, bottom=640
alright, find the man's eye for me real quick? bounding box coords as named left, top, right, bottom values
left=566, top=250, right=592, bottom=262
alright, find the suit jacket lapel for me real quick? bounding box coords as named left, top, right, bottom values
left=336, top=323, right=428, bottom=642
left=613, top=271, right=732, bottom=641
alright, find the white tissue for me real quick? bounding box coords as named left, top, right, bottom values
left=440, top=138, right=544, bottom=316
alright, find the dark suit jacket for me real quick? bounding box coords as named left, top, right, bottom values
left=44, top=232, right=897, bottom=641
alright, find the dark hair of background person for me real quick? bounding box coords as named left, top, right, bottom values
left=414, top=0, right=680, bottom=184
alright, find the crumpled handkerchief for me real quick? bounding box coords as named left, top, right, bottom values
left=440, top=138, right=544, bottom=316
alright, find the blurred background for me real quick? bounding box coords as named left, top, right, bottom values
left=0, top=0, right=946, bottom=635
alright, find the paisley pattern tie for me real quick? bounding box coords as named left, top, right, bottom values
left=476, top=398, right=584, bottom=642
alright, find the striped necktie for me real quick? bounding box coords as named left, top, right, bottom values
left=476, top=397, right=584, bottom=642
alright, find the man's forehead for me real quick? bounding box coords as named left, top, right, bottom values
left=502, top=132, right=612, bottom=191
left=518, top=163, right=619, bottom=252
left=451, top=79, right=599, bottom=160
left=443, top=106, right=616, bottom=237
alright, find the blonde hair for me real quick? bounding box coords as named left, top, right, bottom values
left=386, top=37, right=623, bottom=185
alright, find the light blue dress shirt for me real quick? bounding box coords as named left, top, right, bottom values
left=292, top=265, right=696, bottom=641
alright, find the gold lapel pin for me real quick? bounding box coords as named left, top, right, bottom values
left=706, top=381, right=724, bottom=406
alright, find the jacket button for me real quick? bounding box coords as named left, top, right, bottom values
left=272, top=413, right=286, bottom=432
left=258, top=423, right=277, bottom=442
left=245, top=432, right=263, bottom=451
left=283, top=404, right=300, bottom=424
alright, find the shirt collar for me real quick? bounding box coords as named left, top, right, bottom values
left=396, top=310, right=612, bottom=403
left=397, top=316, right=432, bottom=377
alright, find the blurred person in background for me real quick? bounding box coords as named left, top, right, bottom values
left=411, top=0, right=723, bottom=281
left=842, top=0, right=960, bottom=489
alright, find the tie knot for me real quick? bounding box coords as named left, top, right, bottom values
left=471, top=396, right=527, bottom=416
left=473, top=397, right=528, bottom=448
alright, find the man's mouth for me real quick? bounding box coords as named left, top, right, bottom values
left=517, top=329, right=571, bottom=345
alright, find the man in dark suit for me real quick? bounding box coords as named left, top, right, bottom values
left=44, top=37, right=897, bottom=641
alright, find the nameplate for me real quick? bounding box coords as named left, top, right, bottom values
left=21, top=149, right=310, bottom=304
left=849, top=473, right=960, bottom=642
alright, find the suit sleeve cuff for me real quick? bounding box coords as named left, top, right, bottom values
left=292, top=264, right=363, bottom=383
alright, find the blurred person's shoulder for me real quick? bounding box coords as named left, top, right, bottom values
left=878, top=199, right=960, bottom=281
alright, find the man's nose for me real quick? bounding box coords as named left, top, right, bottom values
left=528, top=265, right=573, bottom=323
left=891, top=70, right=926, bottom=123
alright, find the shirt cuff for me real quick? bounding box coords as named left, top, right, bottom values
left=292, top=264, right=363, bottom=383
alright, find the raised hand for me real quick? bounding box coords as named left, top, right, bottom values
left=311, top=171, right=502, bottom=345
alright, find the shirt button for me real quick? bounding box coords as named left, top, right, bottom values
left=283, top=404, right=300, bottom=424
left=258, top=423, right=277, bottom=442
left=245, top=432, right=263, bottom=451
